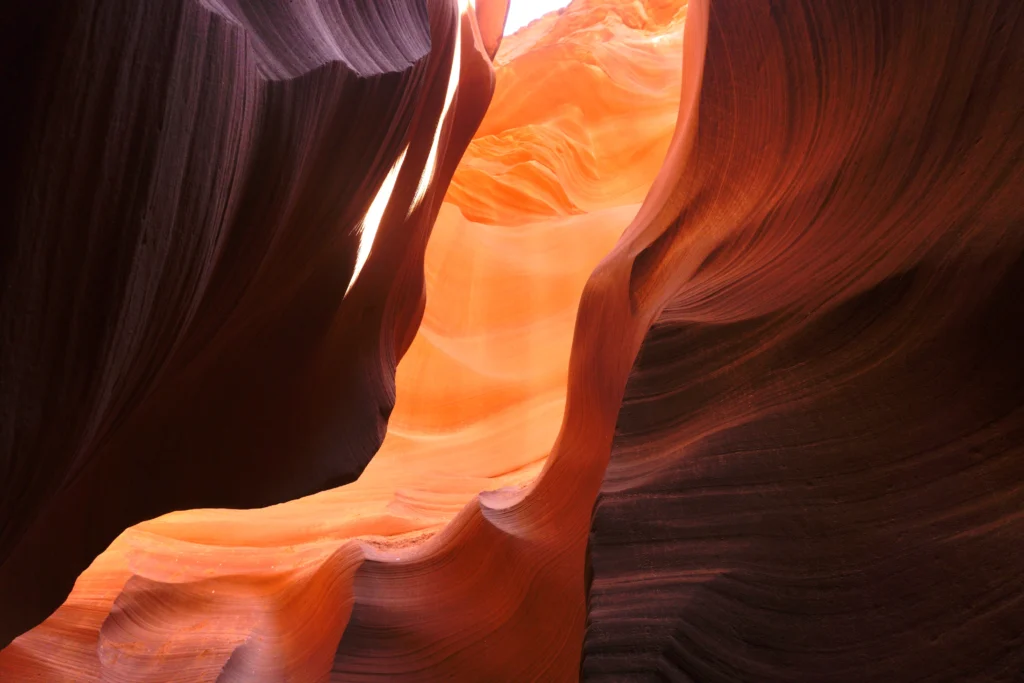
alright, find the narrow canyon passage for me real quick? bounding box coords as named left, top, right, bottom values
left=0, top=1, right=685, bottom=680
left=1, top=0, right=1022, bottom=680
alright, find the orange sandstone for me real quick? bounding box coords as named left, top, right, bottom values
left=0, top=2, right=684, bottom=680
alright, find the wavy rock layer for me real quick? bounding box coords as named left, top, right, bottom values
left=331, top=2, right=689, bottom=680
left=0, top=1, right=682, bottom=680
left=4, top=0, right=1020, bottom=680
left=584, top=0, right=1024, bottom=680
left=0, top=0, right=501, bottom=653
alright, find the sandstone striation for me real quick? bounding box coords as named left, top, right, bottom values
left=0, top=0, right=502, bottom=652
left=583, top=0, right=1024, bottom=679
left=1, top=0, right=682, bottom=679
left=2, top=0, right=1022, bottom=680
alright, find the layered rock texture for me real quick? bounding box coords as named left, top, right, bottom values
left=0, top=0, right=505, bottom=655
left=582, top=1, right=1024, bottom=679
left=2, top=0, right=1023, bottom=681
left=2, top=0, right=682, bottom=679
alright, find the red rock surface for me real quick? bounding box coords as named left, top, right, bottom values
left=583, top=0, right=1024, bottom=679
left=0, top=0, right=502, bottom=653
left=1, top=0, right=683, bottom=679
left=3, top=0, right=1023, bottom=680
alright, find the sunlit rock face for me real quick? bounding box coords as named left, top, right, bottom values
left=2, top=0, right=1022, bottom=681
left=0, top=0, right=502, bottom=657
left=0, top=0, right=683, bottom=680
left=333, top=3, right=685, bottom=679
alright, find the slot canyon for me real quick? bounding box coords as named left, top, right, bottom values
left=0, top=0, right=1021, bottom=680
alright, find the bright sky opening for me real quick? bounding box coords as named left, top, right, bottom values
left=503, top=0, right=573, bottom=35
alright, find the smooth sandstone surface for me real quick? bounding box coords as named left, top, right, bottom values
left=2, top=0, right=1022, bottom=680
left=1, top=1, right=683, bottom=680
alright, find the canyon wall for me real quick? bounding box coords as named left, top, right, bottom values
left=0, top=0, right=505, bottom=653
left=2, top=0, right=1022, bottom=680
left=583, top=0, right=1024, bottom=679
left=2, top=1, right=685, bottom=680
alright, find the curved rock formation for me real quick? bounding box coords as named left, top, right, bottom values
left=0, top=0, right=682, bottom=679
left=0, top=0, right=502, bottom=649
left=583, top=0, right=1024, bottom=680
left=333, top=4, right=686, bottom=679
left=3, top=0, right=1022, bottom=679
left=335, top=0, right=1024, bottom=678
